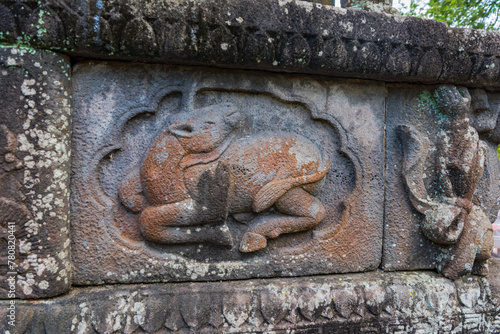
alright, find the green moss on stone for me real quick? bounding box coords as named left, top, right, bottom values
left=416, top=90, right=448, bottom=122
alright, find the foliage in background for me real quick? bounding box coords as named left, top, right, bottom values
left=398, top=2, right=499, bottom=157
left=402, top=0, right=500, bottom=30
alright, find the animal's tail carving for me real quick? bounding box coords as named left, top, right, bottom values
left=253, top=159, right=330, bottom=213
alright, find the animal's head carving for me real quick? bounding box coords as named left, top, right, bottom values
left=168, top=103, right=243, bottom=153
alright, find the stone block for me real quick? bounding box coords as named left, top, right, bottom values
left=383, top=84, right=500, bottom=279
left=71, top=61, right=385, bottom=284
left=0, top=270, right=497, bottom=333
left=0, top=46, right=72, bottom=298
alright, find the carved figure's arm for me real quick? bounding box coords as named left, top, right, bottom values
left=396, top=125, right=434, bottom=213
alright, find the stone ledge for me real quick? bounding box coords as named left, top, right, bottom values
left=1, top=0, right=500, bottom=89
left=1, top=270, right=500, bottom=333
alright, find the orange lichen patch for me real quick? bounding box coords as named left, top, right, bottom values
left=119, top=102, right=329, bottom=252
left=141, top=132, right=189, bottom=206
left=217, top=133, right=328, bottom=213
left=239, top=232, right=267, bottom=253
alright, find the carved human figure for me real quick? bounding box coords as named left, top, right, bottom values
left=397, top=85, right=493, bottom=279
left=119, top=103, right=329, bottom=253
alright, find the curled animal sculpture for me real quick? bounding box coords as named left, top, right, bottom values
left=119, top=103, right=329, bottom=253
left=397, top=85, right=493, bottom=279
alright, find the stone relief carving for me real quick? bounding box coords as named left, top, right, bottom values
left=397, top=85, right=494, bottom=279
left=119, top=103, right=329, bottom=253
left=71, top=64, right=385, bottom=284
left=96, top=86, right=358, bottom=263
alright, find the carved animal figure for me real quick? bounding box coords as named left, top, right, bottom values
left=119, top=103, right=329, bottom=253
left=397, top=86, right=493, bottom=279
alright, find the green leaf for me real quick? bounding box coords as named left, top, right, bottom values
left=401, top=0, right=500, bottom=30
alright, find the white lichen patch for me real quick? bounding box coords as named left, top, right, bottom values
left=38, top=280, right=49, bottom=290
left=289, top=141, right=319, bottom=172
left=19, top=240, right=32, bottom=254
left=132, top=302, right=146, bottom=325
left=339, top=21, right=354, bottom=33
left=278, top=0, right=293, bottom=7
left=392, top=13, right=409, bottom=23
left=21, top=79, right=37, bottom=96
left=6, top=57, right=17, bottom=66
left=2, top=47, right=72, bottom=296
left=296, top=0, right=314, bottom=12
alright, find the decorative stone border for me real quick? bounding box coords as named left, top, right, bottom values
left=1, top=0, right=500, bottom=88
left=1, top=269, right=500, bottom=333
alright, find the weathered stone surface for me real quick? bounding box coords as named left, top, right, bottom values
left=1, top=0, right=500, bottom=88
left=71, top=61, right=385, bottom=284
left=0, top=3, right=498, bottom=334
left=0, top=46, right=72, bottom=299
left=1, top=270, right=499, bottom=333
left=383, top=85, right=500, bottom=278
left=476, top=92, right=500, bottom=226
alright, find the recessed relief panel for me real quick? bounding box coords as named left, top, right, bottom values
left=383, top=85, right=500, bottom=279
left=71, top=62, right=385, bottom=284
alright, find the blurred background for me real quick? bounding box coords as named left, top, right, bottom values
left=333, top=0, right=499, bottom=30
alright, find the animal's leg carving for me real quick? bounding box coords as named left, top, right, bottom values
left=239, top=187, right=325, bottom=253
left=140, top=199, right=197, bottom=233
left=144, top=225, right=233, bottom=247
left=139, top=198, right=233, bottom=246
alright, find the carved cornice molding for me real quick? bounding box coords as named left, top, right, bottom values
left=1, top=0, right=499, bottom=88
